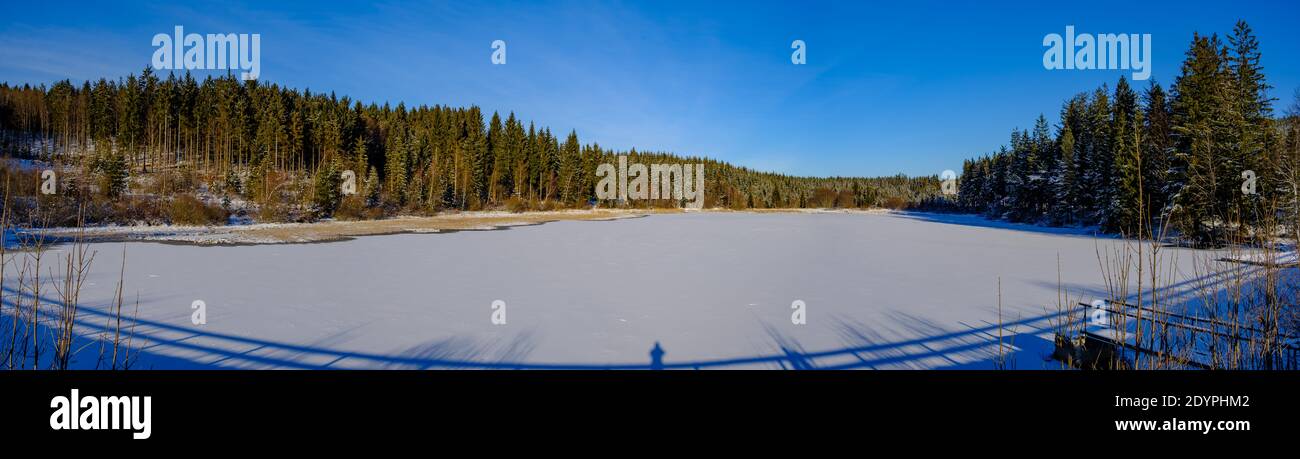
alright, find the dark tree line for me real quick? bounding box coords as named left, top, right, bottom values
left=0, top=69, right=941, bottom=218
left=957, top=21, right=1295, bottom=244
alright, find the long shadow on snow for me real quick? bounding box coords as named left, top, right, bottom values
left=4, top=283, right=1069, bottom=369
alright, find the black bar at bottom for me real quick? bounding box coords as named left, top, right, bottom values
left=0, top=371, right=1292, bottom=446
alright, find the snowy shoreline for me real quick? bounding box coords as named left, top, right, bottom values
left=11, top=207, right=896, bottom=246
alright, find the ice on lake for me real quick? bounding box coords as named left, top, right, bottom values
left=5, top=211, right=1223, bottom=369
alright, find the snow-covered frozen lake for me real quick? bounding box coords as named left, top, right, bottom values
left=8, top=211, right=1223, bottom=369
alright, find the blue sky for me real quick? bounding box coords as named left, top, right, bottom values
left=2, top=0, right=1297, bottom=177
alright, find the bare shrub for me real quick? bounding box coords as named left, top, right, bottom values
left=168, top=194, right=227, bottom=226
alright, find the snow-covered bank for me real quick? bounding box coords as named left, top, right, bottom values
left=2, top=211, right=1243, bottom=369
left=14, top=208, right=896, bottom=246
left=16, top=208, right=659, bottom=246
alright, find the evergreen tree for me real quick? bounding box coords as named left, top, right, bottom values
left=559, top=130, right=580, bottom=203
left=487, top=111, right=506, bottom=202
left=313, top=156, right=344, bottom=217
left=1227, top=20, right=1275, bottom=225
left=1141, top=81, right=1173, bottom=222
left=93, top=151, right=129, bottom=198
left=1170, top=33, right=1233, bottom=243
left=1059, top=94, right=1090, bottom=224
left=385, top=118, right=409, bottom=206
left=364, top=165, right=381, bottom=207
left=1051, top=124, right=1076, bottom=224
left=1107, top=77, right=1142, bottom=233
left=1084, top=85, right=1113, bottom=223
left=463, top=107, right=489, bottom=208
left=1029, top=114, right=1053, bottom=220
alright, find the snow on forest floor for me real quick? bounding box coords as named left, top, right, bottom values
left=1, top=211, right=1254, bottom=369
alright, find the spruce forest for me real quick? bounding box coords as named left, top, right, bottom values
left=0, top=69, right=939, bottom=226
left=957, top=21, right=1300, bottom=245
